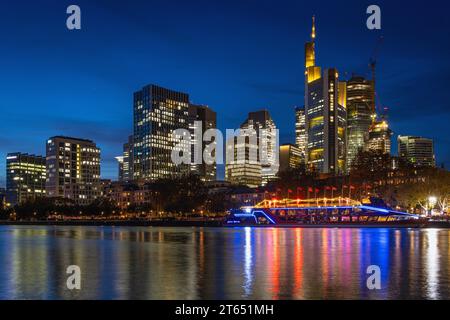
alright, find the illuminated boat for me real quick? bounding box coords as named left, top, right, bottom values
left=226, top=197, right=423, bottom=226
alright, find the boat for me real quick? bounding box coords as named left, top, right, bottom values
left=225, top=197, right=426, bottom=227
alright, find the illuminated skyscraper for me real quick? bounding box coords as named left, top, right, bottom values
left=225, top=110, right=278, bottom=187
left=279, top=144, right=302, bottom=173
left=242, top=110, right=278, bottom=185
left=225, top=134, right=262, bottom=188
left=398, top=135, right=435, bottom=167
left=188, top=104, right=217, bottom=181
left=123, top=135, right=134, bottom=181
left=133, top=84, right=190, bottom=181
left=116, top=156, right=124, bottom=182
left=346, top=75, right=374, bottom=169
left=365, top=118, right=393, bottom=154
left=46, top=136, right=101, bottom=205
left=304, top=16, right=347, bottom=174
left=116, top=135, right=134, bottom=182
left=295, top=106, right=307, bottom=162
left=6, top=153, right=46, bottom=205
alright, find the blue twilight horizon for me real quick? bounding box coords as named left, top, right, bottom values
left=0, top=0, right=449, bottom=185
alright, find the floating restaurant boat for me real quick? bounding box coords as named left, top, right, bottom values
left=226, top=197, right=425, bottom=227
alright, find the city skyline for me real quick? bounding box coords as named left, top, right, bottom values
left=1, top=0, right=450, bottom=187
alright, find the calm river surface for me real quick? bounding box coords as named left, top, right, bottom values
left=0, top=226, right=449, bottom=300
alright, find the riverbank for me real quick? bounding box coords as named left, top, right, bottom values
left=1, top=220, right=450, bottom=228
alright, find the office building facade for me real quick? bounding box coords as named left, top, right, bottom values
left=6, top=153, right=46, bottom=206
left=133, top=84, right=190, bottom=181
left=295, top=106, right=307, bottom=163
left=365, top=119, right=392, bottom=154
left=279, top=144, right=302, bottom=173
left=189, top=104, right=217, bottom=181
left=116, top=135, right=134, bottom=182
left=116, top=156, right=124, bottom=182
left=225, top=134, right=262, bottom=188
left=304, top=17, right=347, bottom=174
left=225, top=110, right=278, bottom=187
left=398, top=135, right=435, bottom=167
left=46, top=136, right=101, bottom=205
left=241, top=110, right=278, bottom=185
left=346, top=75, right=374, bottom=169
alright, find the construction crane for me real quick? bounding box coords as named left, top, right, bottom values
left=369, top=35, right=384, bottom=117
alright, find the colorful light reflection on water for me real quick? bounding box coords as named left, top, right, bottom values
left=0, top=226, right=449, bottom=300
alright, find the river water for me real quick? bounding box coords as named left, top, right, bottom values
left=0, top=226, right=449, bottom=300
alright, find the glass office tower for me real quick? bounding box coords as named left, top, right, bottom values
left=189, top=104, right=217, bottom=181
left=6, top=153, right=46, bottom=205
left=346, top=75, right=374, bottom=169
left=398, top=135, right=435, bottom=167
left=133, top=84, right=190, bottom=181
left=304, top=17, right=347, bottom=174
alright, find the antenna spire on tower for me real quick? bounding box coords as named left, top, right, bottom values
left=311, top=15, right=316, bottom=41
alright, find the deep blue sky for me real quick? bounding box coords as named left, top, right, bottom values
left=1, top=0, right=449, bottom=185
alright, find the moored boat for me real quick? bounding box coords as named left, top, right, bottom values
left=226, top=197, right=425, bottom=227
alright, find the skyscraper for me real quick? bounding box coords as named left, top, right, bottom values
left=365, top=118, right=392, bottom=154
left=279, top=144, right=302, bottom=173
left=346, top=75, right=374, bottom=169
left=116, top=156, right=124, bottom=182
left=225, top=133, right=262, bottom=188
left=295, top=106, right=307, bottom=163
left=116, top=135, right=134, bottom=182
left=304, top=17, right=347, bottom=174
left=398, top=135, right=435, bottom=167
left=188, top=104, right=217, bottom=181
left=133, top=84, right=190, bottom=181
left=241, top=110, right=278, bottom=185
left=6, top=153, right=46, bottom=205
left=225, top=110, right=278, bottom=187
left=46, top=136, right=101, bottom=205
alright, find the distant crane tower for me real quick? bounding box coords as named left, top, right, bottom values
left=369, top=35, right=384, bottom=118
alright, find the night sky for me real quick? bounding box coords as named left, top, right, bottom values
left=1, top=0, right=449, bottom=185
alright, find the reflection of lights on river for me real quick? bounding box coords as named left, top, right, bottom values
left=425, top=229, right=439, bottom=300
left=243, top=227, right=253, bottom=296
left=293, top=228, right=303, bottom=298
left=269, top=228, right=280, bottom=299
